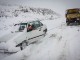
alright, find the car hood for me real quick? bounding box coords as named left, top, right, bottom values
left=0, top=32, right=21, bottom=42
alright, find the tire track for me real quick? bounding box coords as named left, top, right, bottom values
left=58, top=39, right=69, bottom=60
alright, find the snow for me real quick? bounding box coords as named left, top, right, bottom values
left=1, top=16, right=80, bottom=60
left=0, top=5, right=80, bottom=60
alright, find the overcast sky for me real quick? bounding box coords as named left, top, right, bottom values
left=0, top=0, right=80, bottom=15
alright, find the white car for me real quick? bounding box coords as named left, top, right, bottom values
left=0, top=20, right=47, bottom=52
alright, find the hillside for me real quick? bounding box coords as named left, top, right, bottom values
left=0, top=5, right=59, bottom=37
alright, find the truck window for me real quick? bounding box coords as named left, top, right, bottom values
left=67, top=9, right=79, bottom=14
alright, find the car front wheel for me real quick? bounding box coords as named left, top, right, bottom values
left=43, top=29, right=47, bottom=36
left=20, top=40, right=28, bottom=50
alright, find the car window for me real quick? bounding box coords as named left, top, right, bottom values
left=39, top=21, right=43, bottom=26
left=34, top=21, right=43, bottom=29
left=19, top=25, right=25, bottom=31
left=27, top=21, right=43, bottom=32
left=34, top=21, right=40, bottom=28
left=19, top=23, right=27, bottom=32
left=27, top=22, right=35, bottom=32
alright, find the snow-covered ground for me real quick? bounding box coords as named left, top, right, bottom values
left=0, top=5, right=80, bottom=60
left=1, top=15, right=80, bottom=60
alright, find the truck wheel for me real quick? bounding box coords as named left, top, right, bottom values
left=78, top=20, right=80, bottom=25
left=20, top=40, right=28, bottom=50
left=67, top=22, right=70, bottom=26
left=66, top=19, right=70, bottom=26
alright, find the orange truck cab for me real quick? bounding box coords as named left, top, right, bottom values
left=65, top=8, right=80, bottom=25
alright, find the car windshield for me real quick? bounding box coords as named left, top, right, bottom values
left=19, top=23, right=27, bottom=32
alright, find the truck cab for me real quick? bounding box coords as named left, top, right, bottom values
left=65, top=8, right=80, bottom=25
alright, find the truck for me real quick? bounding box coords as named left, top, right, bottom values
left=65, top=8, right=80, bottom=25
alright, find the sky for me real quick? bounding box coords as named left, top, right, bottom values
left=0, top=0, right=80, bottom=15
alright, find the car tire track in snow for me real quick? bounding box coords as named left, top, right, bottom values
left=56, top=25, right=80, bottom=60
left=0, top=53, right=11, bottom=60
left=57, top=39, right=68, bottom=60
left=45, top=18, right=71, bottom=60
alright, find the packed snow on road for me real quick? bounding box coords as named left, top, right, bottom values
left=0, top=4, right=80, bottom=60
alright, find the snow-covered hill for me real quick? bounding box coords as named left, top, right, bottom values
left=0, top=5, right=58, bottom=37
left=0, top=5, right=57, bottom=18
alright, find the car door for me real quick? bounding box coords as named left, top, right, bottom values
left=27, top=21, right=43, bottom=41
left=34, top=21, right=44, bottom=36
left=27, top=21, right=37, bottom=41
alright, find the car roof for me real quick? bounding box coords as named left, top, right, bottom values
left=21, top=19, right=40, bottom=23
